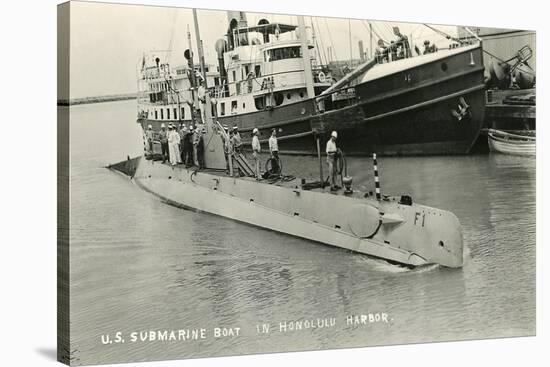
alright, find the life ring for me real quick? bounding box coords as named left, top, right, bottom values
left=318, top=71, right=326, bottom=83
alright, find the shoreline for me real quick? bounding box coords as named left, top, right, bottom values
left=57, top=93, right=137, bottom=106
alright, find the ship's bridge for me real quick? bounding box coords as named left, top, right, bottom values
left=227, top=22, right=298, bottom=48
left=210, top=19, right=330, bottom=114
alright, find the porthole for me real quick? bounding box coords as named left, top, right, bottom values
left=441, top=62, right=448, bottom=72
left=286, top=93, right=291, bottom=99
left=299, top=91, right=305, bottom=98
left=274, top=93, right=284, bottom=106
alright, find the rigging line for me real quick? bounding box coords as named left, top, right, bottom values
left=385, top=22, right=397, bottom=41
left=359, top=20, right=372, bottom=56
left=371, top=22, right=388, bottom=44
left=324, top=17, right=337, bottom=61
left=348, top=18, right=353, bottom=64
left=312, top=18, right=325, bottom=65
left=416, top=27, right=426, bottom=41
left=360, top=20, right=369, bottom=33
left=370, top=21, right=381, bottom=41
left=423, top=24, right=448, bottom=38
left=310, top=19, right=322, bottom=65
left=382, top=21, right=393, bottom=38
left=363, top=20, right=379, bottom=43
left=423, top=24, right=463, bottom=44
left=410, top=23, right=423, bottom=36
left=362, top=19, right=382, bottom=50
left=373, top=22, right=386, bottom=41
left=166, top=11, right=179, bottom=65
left=374, top=21, right=388, bottom=41
left=314, top=18, right=328, bottom=65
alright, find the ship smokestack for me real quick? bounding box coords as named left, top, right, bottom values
left=258, top=18, right=270, bottom=43
left=227, top=11, right=248, bottom=50
left=215, top=39, right=228, bottom=94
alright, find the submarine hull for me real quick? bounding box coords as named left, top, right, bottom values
left=112, top=157, right=464, bottom=268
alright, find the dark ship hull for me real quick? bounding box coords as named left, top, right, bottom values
left=139, top=44, right=485, bottom=156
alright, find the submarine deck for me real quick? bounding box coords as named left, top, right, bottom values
left=155, top=160, right=394, bottom=202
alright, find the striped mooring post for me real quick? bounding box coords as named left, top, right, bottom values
left=373, top=153, right=381, bottom=201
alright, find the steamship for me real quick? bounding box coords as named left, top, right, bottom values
left=137, top=12, right=486, bottom=156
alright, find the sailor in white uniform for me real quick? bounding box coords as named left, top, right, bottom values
left=326, top=131, right=339, bottom=191
left=251, top=128, right=261, bottom=179
left=145, top=124, right=154, bottom=154
left=168, top=124, right=182, bottom=166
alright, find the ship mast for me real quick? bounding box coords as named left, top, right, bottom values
left=186, top=25, right=199, bottom=126
left=191, top=8, right=226, bottom=170
left=193, top=9, right=208, bottom=88
left=297, top=16, right=315, bottom=99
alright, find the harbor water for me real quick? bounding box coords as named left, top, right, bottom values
left=66, top=100, right=535, bottom=365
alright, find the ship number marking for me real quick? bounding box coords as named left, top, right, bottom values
left=414, top=212, right=426, bottom=227
left=404, top=73, right=412, bottom=83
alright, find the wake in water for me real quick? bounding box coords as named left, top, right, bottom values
left=463, top=243, right=472, bottom=265
left=354, top=255, right=440, bottom=274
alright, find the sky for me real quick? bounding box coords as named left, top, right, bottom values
left=69, top=1, right=463, bottom=98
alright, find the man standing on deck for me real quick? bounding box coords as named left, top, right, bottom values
left=375, top=39, right=388, bottom=64
left=221, top=125, right=228, bottom=172
left=184, top=126, right=194, bottom=167
left=232, top=126, right=243, bottom=154
left=197, top=127, right=205, bottom=169
left=192, top=125, right=201, bottom=167
left=159, top=123, right=169, bottom=163
left=326, top=131, right=339, bottom=191
left=168, top=125, right=182, bottom=166
left=179, top=124, right=187, bottom=162
left=252, top=128, right=261, bottom=180
left=223, top=125, right=233, bottom=174
left=145, top=124, right=154, bottom=155
left=268, top=128, right=280, bottom=175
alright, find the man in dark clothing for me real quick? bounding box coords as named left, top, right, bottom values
left=180, top=125, right=188, bottom=163
left=184, top=126, right=194, bottom=167
left=197, top=128, right=205, bottom=168
left=232, top=126, right=243, bottom=154
left=159, top=123, right=169, bottom=163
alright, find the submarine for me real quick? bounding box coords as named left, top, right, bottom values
left=108, top=10, right=463, bottom=268
left=108, top=90, right=463, bottom=268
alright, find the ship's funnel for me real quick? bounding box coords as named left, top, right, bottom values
left=258, top=18, right=270, bottom=43
left=214, top=38, right=227, bottom=58
left=227, top=11, right=248, bottom=49
left=184, top=49, right=193, bottom=60
left=215, top=39, right=228, bottom=88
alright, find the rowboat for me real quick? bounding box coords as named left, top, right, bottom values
left=487, top=128, right=535, bottom=156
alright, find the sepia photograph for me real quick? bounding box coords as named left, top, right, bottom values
left=56, top=0, right=536, bottom=365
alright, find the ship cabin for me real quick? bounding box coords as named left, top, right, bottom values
left=210, top=20, right=331, bottom=118
left=136, top=54, right=219, bottom=125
